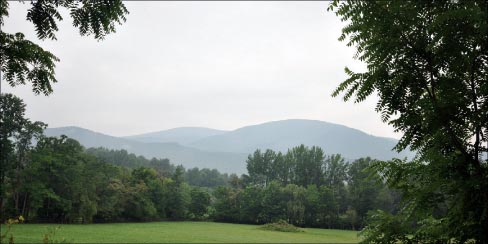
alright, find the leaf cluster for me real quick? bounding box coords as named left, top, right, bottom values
left=0, top=0, right=129, bottom=95
left=1, top=32, right=59, bottom=94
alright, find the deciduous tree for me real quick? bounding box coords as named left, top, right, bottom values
left=329, top=1, right=488, bottom=242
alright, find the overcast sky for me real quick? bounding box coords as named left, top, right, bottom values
left=3, top=2, right=401, bottom=139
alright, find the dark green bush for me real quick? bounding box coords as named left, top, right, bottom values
left=258, top=220, right=304, bottom=233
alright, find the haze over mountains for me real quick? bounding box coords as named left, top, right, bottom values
left=45, top=119, right=413, bottom=174
left=125, top=127, right=227, bottom=145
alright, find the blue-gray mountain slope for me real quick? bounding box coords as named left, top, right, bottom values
left=44, top=119, right=413, bottom=174
left=44, top=127, right=247, bottom=173
left=189, top=119, right=413, bottom=160
left=124, top=127, right=227, bottom=145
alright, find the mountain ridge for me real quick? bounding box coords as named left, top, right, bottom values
left=124, top=127, right=227, bottom=145
left=188, top=119, right=411, bottom=160
left=44, top=126, right=248, bottom=173
left=44, top=119, right=413, bottom=174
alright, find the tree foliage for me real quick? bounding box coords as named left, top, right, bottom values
left=329, top=1, right=488, bottom=242
left=212, top=146, right=397, bottom=229
left=0, top=0, right=128, bottom=95
left=0, top=95, right=402, bottom=231
left=0, top=93, right=46, bottom=218
left=0, top=94, right=222, bottom=223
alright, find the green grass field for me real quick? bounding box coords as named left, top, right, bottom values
left=4, top=221, right=360, bottom=243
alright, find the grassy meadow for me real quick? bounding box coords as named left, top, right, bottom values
left=4, top=221, right=360, bottom=243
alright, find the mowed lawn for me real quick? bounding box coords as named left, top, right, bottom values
left=5, top=221, right=360, bottom=243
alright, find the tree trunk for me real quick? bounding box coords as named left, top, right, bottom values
left=21, top=192, right=29, bottom=217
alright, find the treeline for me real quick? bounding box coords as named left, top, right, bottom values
left=2, top=135, right=216, bottom=223
left=1, top=93, right=399, bottom=230
left=0, top=94, right=223, bottom=223
left=213, top=146, right=400, bottom=230
left=85, top=148, right=232, bottom=188
left=85, top=147, right=174, bottom=174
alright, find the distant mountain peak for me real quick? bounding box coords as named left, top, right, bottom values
left=45, top=119, right=413, bottom=174
left=188, top=119, right=411, bottom=160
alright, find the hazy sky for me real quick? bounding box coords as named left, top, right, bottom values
left=3, top=2, right=401, bottom=139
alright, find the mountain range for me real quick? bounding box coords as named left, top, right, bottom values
left=44, top=119, right=413, bottom=174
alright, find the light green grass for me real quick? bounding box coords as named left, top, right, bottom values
left=4, top=221, right=360, bottom=243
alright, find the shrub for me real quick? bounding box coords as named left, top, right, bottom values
left=258, top=220, right=304, bottom=233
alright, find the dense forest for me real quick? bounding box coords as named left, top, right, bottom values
left=0, top=94, right=398, bottom=230
left=212, top=148, right=399, bottom=230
